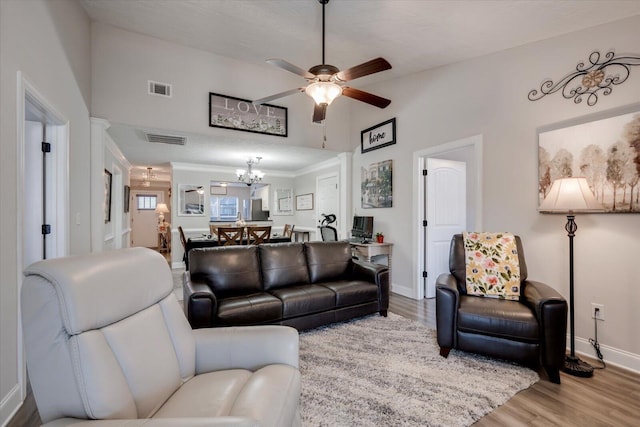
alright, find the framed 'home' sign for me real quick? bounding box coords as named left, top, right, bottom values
left=361, top=118, right=396, bottom=153
left=209, top=92, right=288, bottom=137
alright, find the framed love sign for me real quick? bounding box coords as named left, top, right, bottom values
left=209, top=92, right=288, bottom=137
left=361, top=118, right=396, bottom=153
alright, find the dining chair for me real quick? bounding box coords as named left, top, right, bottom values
left=283, top=224, right=295, bottom=239
left=209, top=223, right=218, bottom=238
left=247, top=225, right=271, bottom=245
left=218, top=226, right=244, bottom=245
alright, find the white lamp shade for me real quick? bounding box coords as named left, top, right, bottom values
left=539, top=177, right=603, bottom=212
left=305, top=82, right=342, bottom=105
left=155, top=203, right=169, bottom=214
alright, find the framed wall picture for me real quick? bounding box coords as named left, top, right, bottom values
left=295, top=193, right=314, bottom=211
left=104, top=169, right=112, bottom=223
left=123, top=185, right=130, bottom=213
left=361, top=159, right=393, bottom=208
left=538, top=103, right=640, bottom=213
left=209, top=92, right=288, bottom=137
left=361, top=118, right=396, bottom=153
left=210, top=185, right=227, bottom=195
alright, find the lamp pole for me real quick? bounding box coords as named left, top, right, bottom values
left=563, top=213, right=594, bottom=377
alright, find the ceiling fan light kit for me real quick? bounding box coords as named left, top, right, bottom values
left=253, top=0, right=392, bottom=123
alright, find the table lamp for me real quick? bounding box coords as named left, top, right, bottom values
left=155, top=203, right=169, bottom=224
left=539, top=177, right=603, bottom=377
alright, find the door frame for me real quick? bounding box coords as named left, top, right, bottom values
left=16, top=72, right=69, bottom=404
left=412, top=134, right=483, bottom=299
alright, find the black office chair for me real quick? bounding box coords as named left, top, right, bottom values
left=319, top=226, right=338, bottom=241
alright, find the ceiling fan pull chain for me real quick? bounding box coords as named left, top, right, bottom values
left=323, top=120, right=327, bottom=149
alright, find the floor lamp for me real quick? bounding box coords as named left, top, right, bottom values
left=540, top=177, right=602, bottom=377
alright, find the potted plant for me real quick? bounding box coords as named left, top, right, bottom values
left=375, top=232, right=384, bottom=243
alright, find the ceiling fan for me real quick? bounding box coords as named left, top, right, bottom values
left=253, top=0, right=392, bottom=123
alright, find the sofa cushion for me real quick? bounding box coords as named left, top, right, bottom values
left=189, top=246, right=262, bottom=297
left=217, top=293, right=282, bottom=325
left=318, top=280, right=378, bottom=308
left=457, top=295, right=539, bottom=342
left=260, top=243, right=310, bottom=290
left=305, top=241, right=352, bottom=283
left=269, top=285, right=336, bottom=318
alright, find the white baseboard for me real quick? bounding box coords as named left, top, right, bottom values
left=573, top=335, right=640, bottom=374
left=391, top=282, right=415, bottom=299
left=0, top=384, right=22, bottom=427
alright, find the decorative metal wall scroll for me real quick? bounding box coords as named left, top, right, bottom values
left=528, top=50, right=640, bottom=106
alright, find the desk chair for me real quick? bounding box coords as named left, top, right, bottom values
left=247, top=226, right=271, bottom=245
left=283, top=224, right=295, bottom=239
left=319, top=225, right=338, bottom=241
left=218, top=226, right=244, bottom=245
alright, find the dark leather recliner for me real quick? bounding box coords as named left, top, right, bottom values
left=436, top=234, right=568, bottom=383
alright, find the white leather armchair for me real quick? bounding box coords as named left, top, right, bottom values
left=21, top=248, right=301, bottom=426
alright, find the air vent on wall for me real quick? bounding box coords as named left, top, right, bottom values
left=145, top=132, right=186, bottom=145
left=148, top=80, right=172, bottom=97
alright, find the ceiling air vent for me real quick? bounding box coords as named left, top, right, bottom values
left=148, top=80, right=172, bottom=98
left=145, top=132, right=186, bottom=146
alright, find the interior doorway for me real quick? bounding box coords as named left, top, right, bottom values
left=17, top=74, right=69, bottom=406
left=424, top=158, right=467, bottom=298
left=412, top=135, right=483, bottom=300
left=316, top=173, right=339, bottom=238
left=131, top=190, right=164, bottom=248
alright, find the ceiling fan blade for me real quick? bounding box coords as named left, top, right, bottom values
left=342, top=87, right=391, bottom=109
left=335, top=57, right=392, bottom=82
left=312, top=103, right=327, bottom=123
left=253, top=88, right=305, bottom=105
left=267, top=58, right=315, bottom=79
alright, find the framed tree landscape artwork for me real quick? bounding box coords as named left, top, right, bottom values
left=538, top=104, right=640, bottom=213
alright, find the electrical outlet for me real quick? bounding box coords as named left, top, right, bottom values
left=591, top=303, right=605, bottom=321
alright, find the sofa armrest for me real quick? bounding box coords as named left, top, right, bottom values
left=435, top=273, right=460, bottom=349
left=523, top=280, right=567, bottom=369
left=351, top=259, right=390, bottom=312
left=44, top=417, right=261, bottom=427
left=193, top=325, right=299, bottom=373
left=183, top=272, right=217, bottom=329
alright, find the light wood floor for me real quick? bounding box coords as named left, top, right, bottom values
left=9, top=293, right=639, bottom=426
left=390, top=294, right=640, bottom=427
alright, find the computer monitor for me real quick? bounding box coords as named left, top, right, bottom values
left=351, top=215, right=374, bottom=240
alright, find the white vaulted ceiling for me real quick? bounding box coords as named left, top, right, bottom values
left=81, top=0, right=640, bottom=173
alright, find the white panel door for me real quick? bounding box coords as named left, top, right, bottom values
left=425, top=158, right=466, bottom=298
left=131, top=190, right=162, bottom=248
left=24, top=121, right=44, bottom=266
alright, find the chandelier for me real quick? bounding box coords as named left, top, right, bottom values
left=237, top=157, right=264, bottom=185
left=141, top=167, right=156, bottom=187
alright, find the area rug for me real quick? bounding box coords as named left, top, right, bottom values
left=298, top=313, right=539, bottom=427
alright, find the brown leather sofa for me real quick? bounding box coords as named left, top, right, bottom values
left=184, top=241, right=390, bottom=330
left=436, top=234, right=567, bottom=383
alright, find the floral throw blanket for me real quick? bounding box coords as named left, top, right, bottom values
left=463, top=232, right=521, bottom=300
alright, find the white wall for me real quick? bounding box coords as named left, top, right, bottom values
left=350, top=16, right=640, bottom=370
left=0, top=0, right=92, bottom=424
left=91, top=22, right=351, bottom=152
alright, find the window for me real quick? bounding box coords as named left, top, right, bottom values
left=210, top=196, right=239, bottom=221
left=136, top=195, right=157, bottom=210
